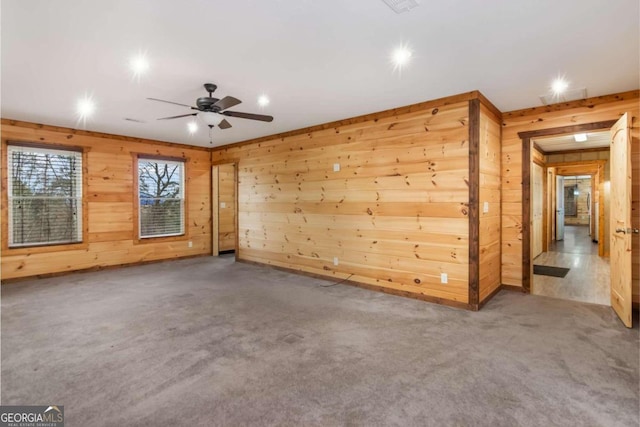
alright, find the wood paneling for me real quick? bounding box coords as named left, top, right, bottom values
left=218, top=163, right=236, bottom=252
left=215, top=99, right=474, bottom=305
left=478, top=103, right=502, bottom=303
left=1, top=122, right=212, bottom=280
left=501, top=90, right=639, bottom=304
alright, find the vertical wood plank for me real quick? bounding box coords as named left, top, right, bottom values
left=522, top=137, right=531, bottom=293
left=468, top=99, right=480, bottom=306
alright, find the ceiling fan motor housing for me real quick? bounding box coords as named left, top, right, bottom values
left=196, top=97, right=218, bottom=111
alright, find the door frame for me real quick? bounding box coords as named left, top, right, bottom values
left=211, top=161, right=239, bottom=259
left=519, top=120, right=616, bottom=292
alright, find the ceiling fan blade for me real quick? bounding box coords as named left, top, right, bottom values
left=222, top=110, right=274, bottom=122
left=147, top=98, right=196, bottom=109
left=218, top=119, right=232, bottom=129
left=213, top=96, right=242, bottom=111
left=157, top=113, right=197, bottom=120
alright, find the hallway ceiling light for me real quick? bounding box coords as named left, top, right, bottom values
left=574, top=133, right=587, bottom=142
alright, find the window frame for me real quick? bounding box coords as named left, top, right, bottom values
left=6, top=143, right=84, bottom=249
left=136, top=155, right=187, bottom=240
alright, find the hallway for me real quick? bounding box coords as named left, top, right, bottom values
left=533, top=225, right=609, bottom=305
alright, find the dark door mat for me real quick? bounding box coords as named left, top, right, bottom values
left=533, top=265, right=570, bottom=278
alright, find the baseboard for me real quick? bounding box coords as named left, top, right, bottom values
left=237, top=259, right=479, bottom=311
left=500, top=284, right=527, bottom=293
left=1, top=254, right=210, bottom=284
left=478, top=284, right=503, bottom=309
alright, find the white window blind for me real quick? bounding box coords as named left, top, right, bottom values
left=8, top=145, right=83, bottom=247
left=138, top=158, right=185, bottom=238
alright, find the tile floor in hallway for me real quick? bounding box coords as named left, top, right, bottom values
left=533, top=225, right=609, bottom=305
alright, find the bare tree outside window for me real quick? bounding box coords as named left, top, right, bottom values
left=8, top=146, right=82, bottom=247
left=138, top=159, right=184, bottom=238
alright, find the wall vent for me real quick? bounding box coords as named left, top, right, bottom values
left=381, top=0, right=419, bottom=14
left=539, top=87, right=587, bottom=106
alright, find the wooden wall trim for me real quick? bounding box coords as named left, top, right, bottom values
left=518, top=120, right=618, bottom=139
left=545, top=147, right=610, bottom=156
left=238, top=259, right=480, bottom=311
left=468, top=99, right=480, bottom=305
left=501, top=284, right=528, bottom=293
left=477, top=92, right=502, bottom=123
left=0, top=254, right=210, bottom=284
left=522, top=137, right=532, bottom=293
left=214, top=91, right=484, bottom=151
left=1, top=118, right=211, bottom=152
left=504, top=90, right=639, bottom=119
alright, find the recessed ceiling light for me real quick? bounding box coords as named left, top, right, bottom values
left=391, top=45, right=413, bottom=73
left=187, top=121, right=198, bottom=134
left=258, top=95, right=270, bottom=108
left=574, top=133, right=587, bottom=142
left=551, top=77, right=569, bottom=95
left=77, top=96, right=95, bottom=121
left=393, top=46, right=412, bottom=66
left=130, top=52, right=149, bottom=79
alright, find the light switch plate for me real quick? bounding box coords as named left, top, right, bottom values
left=483, top=201, right=489, bottom=213
left=440, top=273, right=448, bottom=284
left=220, top=202, right=226, bottom=209
left=333, top=163, right=340, bottom=172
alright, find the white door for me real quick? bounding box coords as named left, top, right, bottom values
left=532, top=163, right=544, bottom=258
left=556, top=176, right=565, bottom=241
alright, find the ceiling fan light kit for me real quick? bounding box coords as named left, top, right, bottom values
left=197, top=111, right=224, bottom=127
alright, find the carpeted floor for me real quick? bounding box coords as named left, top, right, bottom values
left=2, top=256, right=638, bottom=426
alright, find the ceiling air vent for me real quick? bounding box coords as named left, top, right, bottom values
left=539, top=87, right=587, bottom=106
left=381, top=0, right=419, bottom=14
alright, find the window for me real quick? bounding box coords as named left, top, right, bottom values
left=138, top=158, right=185, bottom=238
left=7, top=145, right=83, bottom=247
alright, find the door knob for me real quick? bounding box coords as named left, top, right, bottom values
left=616, top=228, right=640, bottom=234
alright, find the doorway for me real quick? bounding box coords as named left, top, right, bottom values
left=533, top=167, right=607, bottom=305
left=212, top=163, right=238, bottom=256
left=519, top=117, right=635, bottom=328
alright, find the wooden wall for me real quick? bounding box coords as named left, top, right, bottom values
left=478, top=104, right=502, bottom=302
left=500, top=91, right=639, bottom=303
left=217, top=163, right=236, bottom=252
left=1, top=120, right=212, bottom=280
left=548, top=150, right=610, bottom=253
left=214, top=94, right=494, bottom=307
left=563, top=178, right=591, bottom=226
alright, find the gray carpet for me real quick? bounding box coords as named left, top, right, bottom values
left=2, top=256, right=638, bottom=426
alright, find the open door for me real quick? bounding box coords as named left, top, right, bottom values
left=556, top=176, right=565, bottom=241
left=610, top=113, right=632, bottom=328
left=532, top=163, right=544, bottom=257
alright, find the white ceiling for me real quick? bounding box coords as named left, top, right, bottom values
left=2, top=0, right=639, bottom=148
left=534, top=131, right=610, bottom=152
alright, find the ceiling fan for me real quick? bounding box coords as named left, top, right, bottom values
left=148, top=83, right=273, bottom=130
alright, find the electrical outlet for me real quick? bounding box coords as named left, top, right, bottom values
left=188, top=241, right=193, bottom=248
left=440, top=273, right=448, bottom=284
left=333, top=163, right=340, bottom=172
left=333, top=257, right=339, bottom=266
left=220, top=202, right=226, bottom=209
left=483, top=201, right=489, bottom=213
